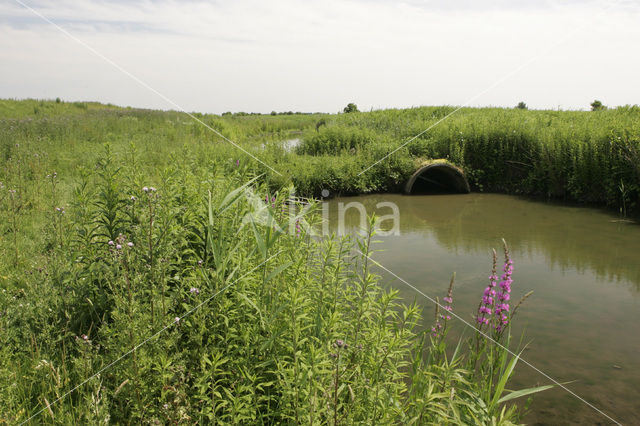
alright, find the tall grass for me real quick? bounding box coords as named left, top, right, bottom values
left=0, top=101, right=548, bottom=422
left=294, top=106, right=640, bottom=213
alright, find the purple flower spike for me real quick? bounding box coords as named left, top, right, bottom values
left=491, top=243, right=514, bottom=331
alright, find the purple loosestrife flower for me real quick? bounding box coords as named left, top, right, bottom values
left=494, top=242, right=514, bottom=331
left=477, top=249, right=498, bottom=328
left=235, top=159, right=240, bottom=167
left=431, top=323, right=443, bottom=337
left=433, top=274, right=455, bottom=338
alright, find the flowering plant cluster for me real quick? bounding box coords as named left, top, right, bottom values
left=477, top=242, right=513, bottom=334
left=108, top=234, right=134, bottom=251
left=432, top=274, right=454, bottom=338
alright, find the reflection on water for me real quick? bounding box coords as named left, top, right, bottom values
left=327, top=193, right=640, bottom=425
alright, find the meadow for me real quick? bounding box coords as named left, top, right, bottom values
left=2, top=98, right=637, bottom=423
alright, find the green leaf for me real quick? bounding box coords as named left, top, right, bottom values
left=218, top=175, right=261, bottom=214
left=497, top=384, right=554, bottom=404
left=264, top=261, right=292, bottom=284
left=251, top=219, right=267, bottom=260
left=490, top=350, right=521, bottom=409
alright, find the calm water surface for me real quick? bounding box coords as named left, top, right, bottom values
left=327, top=193, right=640, bottom=425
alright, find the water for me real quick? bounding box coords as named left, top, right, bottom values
left=327, top=193, right=640, bottom=425
left=282, top=138, right=301, bottom=151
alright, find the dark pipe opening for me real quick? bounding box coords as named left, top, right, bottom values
left=405, top=164, right=470, bottom=195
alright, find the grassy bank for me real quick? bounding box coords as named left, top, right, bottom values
left=0, top=100, right=553, bottom=423
left=293, top=106, right=640, bottom=215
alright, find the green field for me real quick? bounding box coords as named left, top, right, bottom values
left=2, top=98, right=637, bottom=423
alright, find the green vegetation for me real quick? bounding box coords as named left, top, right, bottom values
left=590, top=99, right=607, bottom=111
left=343, top=103, right=359, bottom=113
left=0, top=99, right=554, bottom=423
left=292, top=105, right=639, bottom=214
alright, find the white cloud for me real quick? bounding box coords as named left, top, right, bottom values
left=0, top=0, right=638, bottom=113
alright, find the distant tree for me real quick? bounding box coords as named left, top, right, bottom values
left=516, top=101, right=527, bottom=110
left=591, top=100, right=607, bottom=111
left=221, top=111, right=232, bottom=116
left=55, top=97, right=61, bottom=104
left=270, top=111, right=277, bottom=116
left=343, top=103, right=359, bottom=113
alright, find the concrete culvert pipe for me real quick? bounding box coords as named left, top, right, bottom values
left=404, top=161, right=471, bottom=194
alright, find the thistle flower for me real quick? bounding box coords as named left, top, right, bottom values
left=190, top=287, right=200, bottom=295
left=108, top=240, right=114, bottom=246
left=333, top=339, right=347, bottom=349
left=174, top=317, right=180, bottom=323
left=130, top=195, right=136, bottom=201
left=127, top=242, right=134, bottom=248
left=116, top=244, right=122, bottom=250
left=143, top=186, right=149, bottom=192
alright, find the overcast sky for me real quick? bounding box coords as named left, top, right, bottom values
left=1, top=0, right=639, bottom=113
